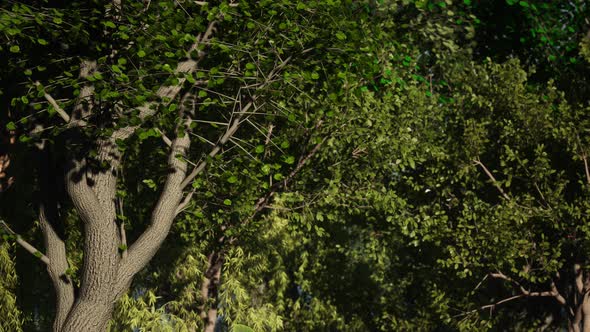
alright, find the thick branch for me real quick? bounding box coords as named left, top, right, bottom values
left=70, top=60, right=97, bottom=126
left=64, top=158, right=120, bottom=302
left=39, top=202, right=75, bottom=332
left=116, top=133, right=191, bottom=293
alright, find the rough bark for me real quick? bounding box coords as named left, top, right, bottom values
left=201, top=252, right=223, bottom=332
left=60, top=300, right=114, bottom=332
left=60, top=157, right=120, bottom=332
left=38, top=182, right=75, bottom=331
left=30, top=142, right=75, bottom=331
left=116, top=134, right=190, bottom=295
left=582, top=292, right=590, bottom=332
left=39, top=203, right=75, bottom=332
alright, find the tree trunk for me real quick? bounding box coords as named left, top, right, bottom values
left=201, top=251, right=224, bottom=332
left=37, top=144, right=75, bottom=332
left=60, top=299, right=115, bottom=332
left=582, top=292, right=590, bottom=332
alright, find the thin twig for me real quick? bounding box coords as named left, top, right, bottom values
left=582, top=153, right=590, bottom=185
left=0, top=219, right=50, bottom=265
left=473, top=157, right=510, bottom=200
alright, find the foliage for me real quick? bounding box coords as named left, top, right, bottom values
left=2, top=0, right=590, bottom=331
left=0, top=243, right=23, bottom=332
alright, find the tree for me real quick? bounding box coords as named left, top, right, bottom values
left=4, top=0, right=590, bottom=331
left=0, top=0, right=327, bottom=330
left=0, top=0, right=430, bottom=331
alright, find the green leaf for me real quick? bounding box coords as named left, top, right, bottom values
left=104, top=21, right=116, bottom=28
left=223, top=199, right=232, bottom=206
left=234, top=324, right=255, bottom=332
left=9, top=45, right=20, bottom=53
left=227, top=176, right=238, bottom=184
left=283, top=156, right=295, bottom=164
left=335, top=32, right=347, bottom=40
left=142, top=179, right=157, bottom=189
left=37, top=38, right=48, bottom=45
left=6, top=122, right=16, bottom=131
left=261, top=164, right=271, bottom=174
left=137, top=50, right=146, bottom=58
left=52, top=17, right=63, bottom=24
left=186, top=73, right=196, bottom=84
left=245, top=63, right=256, bottom=70
left=255, top=145, right=265, bottom=154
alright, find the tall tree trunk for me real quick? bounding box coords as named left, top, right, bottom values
left=201, top=251, right=224, bottom=332
left=60, top=140, right=121, bottom=331
left=582, top=292, right=590, bottom=332
left=37, top=144, right=75, bottom=332
left=60, top=300, right=115, bottom=332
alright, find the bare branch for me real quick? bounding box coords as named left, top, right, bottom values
left=155, top=128, right=173, bottom=147
left=455, top=294, right=526, bottom=318
left=179, top=104, right=249, bottom=190
left=490, top=271, right=566, bottom=305
left=0, top=219, right=50, bottom=265
left=175, top=189, right=196, bottom=215
left=473, top=157, right=510, bottom=200
left=112, top=20, right=218, bottom=141
left=582, top=153, right=590, bottom=185
left=179, top=56, right=292, bottom=190
left=250, top=136, right=326, bottom=217
left=35, top=82, right=70, bottom=123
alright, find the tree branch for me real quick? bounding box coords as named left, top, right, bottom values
left=0, top=219, right=49, bottom=265
left=116, top=132, right=191, bottom=293
left=582, top=153, right=590, bottom=186
left=250, top=135, right=326, bottom=219
left=39, top=201, right=75, bottom=332
left=179, top=56, right=292, bottom=190
left=490, top=271, right=566, bottom=305
left=35, top=82, right=70, bottom=123
left=112, top=20, right=218, bottom=141
left=473, top=157, right=511, bottom=200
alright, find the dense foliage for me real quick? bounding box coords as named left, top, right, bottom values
left=2, top=0, right=590, bottom=331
